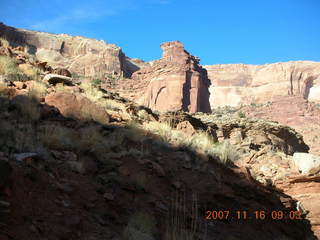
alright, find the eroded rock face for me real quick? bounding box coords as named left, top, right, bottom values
left=204, top=61, right=320, bottom=107
left=132, top=41, right=211, bottom=113
left=0, top=23, right=138, bottom=78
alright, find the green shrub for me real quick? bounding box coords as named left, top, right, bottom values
left=91, top=78, right=102, bottom=87
left=238, top=111, right=246, bottom=118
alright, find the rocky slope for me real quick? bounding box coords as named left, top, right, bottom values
left=0, top=43, right=319, bottom=239
left=204, top=61, right=320, bottom=107
left=0, top=23, right=139, bottom=78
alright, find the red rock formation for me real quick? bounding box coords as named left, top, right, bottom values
left=132, top=41, right=211, bottom=113
left=0, top=23, right=139, bottom=78
left=204, top=61, right=320, bottom=107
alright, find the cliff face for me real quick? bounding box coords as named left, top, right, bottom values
left=132, top=41, right=211, bottom=113
left=204, top=61, right=320, bottom=107
left=0, top=23, right=138, bottom=77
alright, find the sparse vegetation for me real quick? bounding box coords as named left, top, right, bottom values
left=143, top=121, right=239, bottom=165
left=165, top=191, right=202, bottom=240
left=91, top=78, right=102, bottom=87
left=238, top=111, right=246, bottom=118
left=27, top=81, right=48, bottom=100
left=0, top=37, right=10, bottom=48
left=0, top=56, right=21, bottom=75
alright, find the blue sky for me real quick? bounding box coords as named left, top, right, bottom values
left=1, top=0, right=319, bottom=65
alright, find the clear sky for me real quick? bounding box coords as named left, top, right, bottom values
left=1, top=0, right=319, bottom=65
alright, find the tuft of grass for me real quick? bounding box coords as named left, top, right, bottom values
left=14, top=95, right=41, bottom=122
left=143, top=121, right=174, bottom=142
left=27, top=81, right=48, bottom=100
left=0, top=56, right=30, bottom=81
left=143, top=121, right=239, bottom=165
left=20, top=64, right=42, bottom=80
left=80, top=81, right=104, bottom=102
left=40, top=124, right=78, bottom=151
left=0, top=38, right=10, bottom=47
left=0, top=56, right=21, bottom=75
left=210, top=140, right=239, bottom=164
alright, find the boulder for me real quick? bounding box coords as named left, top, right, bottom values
left=176, top=121, right=197, bottom=137
left=53, top=68, right=72, bottom=77
left=45, top=92, right=110, bottom=124
left=14, top=152, right=38, bottom=162
left=43, top=74, right=73, bottom=86
left=293, top=152, right=320, bottom=175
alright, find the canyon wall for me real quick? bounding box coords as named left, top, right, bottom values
left=204, top=61, right=320, bottom=107
left=0, top=23, right=139, bottom=77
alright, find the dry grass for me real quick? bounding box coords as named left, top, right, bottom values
left=0, top=56, right=21, bottom=75
left=80, top=81, right=104, bottom=102
left=19, top=64, right=42, bottom=80
left=165, top=192, right=202, bottom=240
left=0, top=38, right=10, bottom=48
left=143, top=121, right=239, bottom=165
left=27, top=81, right=48, bottom=100
left=14, top=96, right=41, bottom=121
left=40, top=124, right=78, bottom=151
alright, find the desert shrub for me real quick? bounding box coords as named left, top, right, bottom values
left=40, top=124, right=78, bottom=151
left=143, top=121, right=239, bottom=165
left=137, top=109, right=153, bottom=121
left=0, top=56, right=30, bottom=81
left=210, top=140, right=239, bottom=164
left=0, top=38, right=10, bottom=48
left=27, top=81, right=48, bottom=100
left=105, top=98, right=123, bottom=111
left=75, top=126, right=104, bottom=154
left=13, top=95, right=41, bottom=121
left=91, top=78, right=102, bottom=87
left=143, top=121, right=174, bottom=142
left=20, top=64, right=42, bottom=80
left=80, top=81, right=104, bottom=102
left=1, top=122, right=39, bottom=152
left=189, top=131, right=216, bottom=155
left=0, top=56, right=21, bottom=75
left=238, top=111, right=246, bottom=118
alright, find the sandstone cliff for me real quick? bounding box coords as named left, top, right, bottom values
left=132, top=41, right=211, bottom=113
left=204, top=61, right=320, bottom=107
left=0, top=23, right=139, bottom=77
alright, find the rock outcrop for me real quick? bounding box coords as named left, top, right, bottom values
left=45, top=92, right=110, bottom=124
left=132, top=41, right=211, bottom=113
left=0, top=23, right=139, bottom=78
left=204, top=61, right=320, bottom=107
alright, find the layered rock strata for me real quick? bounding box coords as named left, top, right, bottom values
left=132, top=41, right=211, bottom=113
left=204, top=61, right=320, bottom=107
left=0, top=23, right=139, bottom=77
